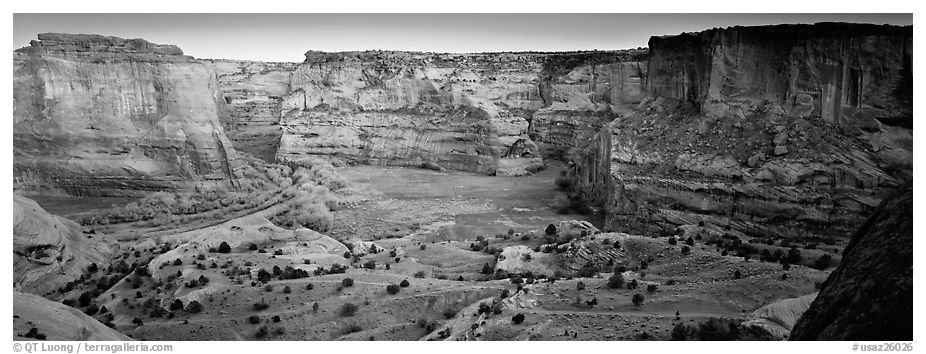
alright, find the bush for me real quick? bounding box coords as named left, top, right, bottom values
left=343, top=251, right=351, bottom=259
left=668, top=236, right=677, bottom=245
left=283, top=285, right=292, bottom=294
left=253, top=299, right=269, bottom=311
left=339, top=303, right=358, bottom=317
left=482, top=262, right=494, bottom=275
left=363, top=261, right=376, bottom=270
left=170, top=299, right=184, bottom=311
left=576, top=281, right=585, bottom=290
left=185, top=300, right=203, bottom=313
left=413, top=271, right=427, bottom=279
left=249, top=243, right=258, bottom=251
left=545, top=224, right=558, bottom=236
left=341, top=278, right=354, bottom=287
left=511, top=313, right=525, bottom=324
left=255, top=325, right=268, bottom=338
left=264, top=284, right=274, bottom=292
left=627, top=279, right=639, bottom=290
left=386, top=284, right=400, bottom=294
left=577, top=265, right=597, bottom=278
left=218, top=241, right=231, bottom=253
left=681, top=245, right=691, bottom=255
left=500, top=289, right=510, bottom=298
left=733, top=270, right=742, bottom=279
left=812, top=254, right=833, bottom=270
left=419, top=244, right=427, bottom=250
left=632, top=293, right=645, bottom=307
left=443, top=308, right=457, bottom=319
left=249, top=315, right=261, bottom=324
left=173, top=259, right=183, bottom=266
left=647, top=284, right=658, bottom=293
left=305, top=283, right=314, bottom=290
left=607, top=273, right=625, bottom=289
left=399, top=279, right=410, bottom=287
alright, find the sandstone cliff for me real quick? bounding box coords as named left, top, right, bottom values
left=14, top=194, right=117, bottom=296
left=569, top=23, right=912, bottom=246
left=790, top=183, right=912, bottom=340
left=14, top=33, right=243, bottom=196
left=259, top=50, right=646, bottom=174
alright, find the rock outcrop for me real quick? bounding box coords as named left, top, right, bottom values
left=743, top=293, right=817, bottom=340
left=790, top=184, right=912, bottom=340
left=267, top=50, right=645, bottom=173
left=14, top=33, right=243, bottom=196
left=569, top=23, right=913, bottom=245
left=14, top=290, right=132, bottom=341
left=647, top=23, right=912, bottom=128
left=13, top=194, right=117, bottom=296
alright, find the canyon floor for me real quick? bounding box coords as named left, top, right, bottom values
left=20, top=164, right=827, bottom=341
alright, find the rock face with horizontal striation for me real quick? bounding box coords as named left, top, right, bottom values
left=568, top=23, right=912, bottom=246
left=13, top=194, right=117, bottom=296
left=14, top=33, right=243, bottom=196
left=647, top=23, right=912, bottom=128
left=790, top=183, right=912, bottom=340
left=269, top=50, right=646, bottom=173
left=210, top=59, right=298, bottom=162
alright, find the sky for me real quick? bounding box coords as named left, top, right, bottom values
left=13, top=13, right=913, bottom=62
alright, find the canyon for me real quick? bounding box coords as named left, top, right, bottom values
left=11, top=22, right=913, bottom=341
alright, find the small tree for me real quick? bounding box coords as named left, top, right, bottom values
left=668, top=236, right=678, bottom=245
left=339, top=303, right=358, bottom=317
left=482, top=262, right=493, bottom=275
left=249, top=315, right=261, bottom=324
left=283, top=285, right=292, bottom=294
left=608, top=272, right=625, bottom=289
left=186, top=300, right=203, bottom=313
left=576, top=281, right=585, bottom=290
left=511, top=313, right=525, bottom=324
left=627, top=279, right=639, bottom=290
left=306, top=283, right=314, bottom=290
left=632, top=293, right=645, bottom=307
left=812, top=254, right=833, bottom=270
left=399, top=279, right=410, bottom=287
left=341, top=278, right=354, bottom=287
left=386, top=284, right=400, bottom=294
left=733, top=270, right=742, bottom=279
left=170, top=299, right=184, bottom=311
left=218, top=241, right=232, bottom=253
left=419, top=244, right=427, bottom=250
left=545, top=224, right=558, bottom=236
left=681, top=245, right=691, bottom=255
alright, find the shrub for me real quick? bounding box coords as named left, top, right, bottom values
left=419, top=244, right=427, bottom=250
left=733, top=270, right=742, bottom=279
left=510, top=275, right=524, bottom=285
left=173, top=259, right=183, bottom=266
left=249, top=243, right=258, bottom=251
left=413, top=271, right=427, bottom=279
left=283, top=285, right=292, bottom=294
left=577, top=265, right=597, bottom=278
left=264, top=284, right=274, bottom=292
left=341, top=278, right=354, bottom=287
left=343, top=251, right=351, bottom=259
left=249, top=315, right=261, bottom=324
left=511, top=313, right=525, bottom=324
left=170, top=299, right=184, bottom=311
left=812, top=254, right=833, bottom=270
left=255, top=325, right=268, bottom=338
left=386, top=284, right=400, bottom=294
left=339, top=303, right=358, bottom=317
left=218, top=241, right=231, bottom=253
left=481, top=263, right=494, bottom=275
left=576, top=281, right=586, bottom=290
left=681, top=245, right=691, bottom=255
left=272, top=315, right=281, bottom=322
left=305, top=283, right=314, bottom=290
left=84, top=303, right=100, bottom=315
left=185, top=300, right=203, bottom=313
left=647, top=284, right=658, bottom=293
left=500, top=289, right=510, bottom=299
left=253, top=299, right=269, bottom=311
left=545, top=224, right=558, bottom=236
left=668, top=236, right=677, bottom=245
left=607, top=273, right=625, bottom=289
left=627, top=279, right=639, bottom=290
left=363, top=261, right=376, bottom=270
left=443, top=308, right=457, bottom=319
left=632, top=293, right=645, bottom=307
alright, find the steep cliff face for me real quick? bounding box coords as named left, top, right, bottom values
left=13, top=194, right=117, bottom=296
left=211, top=60, right=298, bottom=162
left=269, top=50, right=645, bottom=174
left=13, top=33, right=243, bottom=196
left=790, top=184, right=912, bottom=340
left=647, top=23, right=912, bottom=128
left=569, top=23, right=912, bottom=245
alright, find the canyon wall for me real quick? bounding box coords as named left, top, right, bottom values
left=570, top=23, right=913, bottom=243
left=13, top=33, right=243, bottom=196
left=219, top=50, right=646, bottom=175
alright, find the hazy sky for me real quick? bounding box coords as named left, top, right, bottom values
left=13, top=13, right=912, bottom=62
